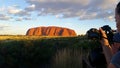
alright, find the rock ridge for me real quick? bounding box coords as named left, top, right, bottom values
left=26, top=26, right=77, bottom=36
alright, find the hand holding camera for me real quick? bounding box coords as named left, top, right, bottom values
left=99, top=28, right=110, bottom=46
left=86, top=25, right=114, bottom=44
left=83, top=25, right=115, bottom=68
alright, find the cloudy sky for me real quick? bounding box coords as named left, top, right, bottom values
left=0, top=0, right=119, bottom=35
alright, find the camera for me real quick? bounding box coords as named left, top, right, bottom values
left=82, top=25, right=115, bottom=68
left=86, top=25, right=114, bottom=44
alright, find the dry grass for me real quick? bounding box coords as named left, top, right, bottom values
left=0, top=35, right=77, bottom=41
left=51, top=48, right=87, bottom=68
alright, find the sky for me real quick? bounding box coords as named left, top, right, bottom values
left=0, top=0, right=119, bottom=35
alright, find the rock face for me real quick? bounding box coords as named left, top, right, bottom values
left=26, top=26, right=77, bottom=36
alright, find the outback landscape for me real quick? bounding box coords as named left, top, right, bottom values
left=0, top=0, right=117, bottom=68
left=0, top=26, right=101, bottom=68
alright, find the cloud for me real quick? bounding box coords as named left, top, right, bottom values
left=15, top=17, right=23, bottom=21
left=0, top=6, right=6, bottom=12
left=8, top=7, right=22, bottom=14
left=0, top=5, right=32, bottom=21
left=25, top=0, right=119, bottom=20
left=0, top=25, right=10, bottom=30
left=24, top=17, right=32, bottom=20
left=15, top=10, right=31, bottom=16
left=0, top=0, right=119, bottom=21
left=25, top=4, right=36, bottom=11
left=15, top=17, right=32, bottom=21
left=7, top=5, right=22, bottom=14
left=7, top=6, right=31, bottom=16
left=0, top=14, right=12, bottom=20
left=0, top=5, right=33, bottom=21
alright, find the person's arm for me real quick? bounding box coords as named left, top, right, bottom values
left=99, top=28, right=113, bottom=65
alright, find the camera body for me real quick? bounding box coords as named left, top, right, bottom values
left=86, top=25, right=114, bottom=44
left=86, top=25, right=115, bottom=68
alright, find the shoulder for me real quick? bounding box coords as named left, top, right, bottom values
left=111, top=51, right=120, bottom=68
left=108, top=63, right=116, bottom=68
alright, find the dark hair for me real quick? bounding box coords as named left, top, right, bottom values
left=116, top=2, right=120, bottom=15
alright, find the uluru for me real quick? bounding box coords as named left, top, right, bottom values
left=26, top=26, right=77, bottom=36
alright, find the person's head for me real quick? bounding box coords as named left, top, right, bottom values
left=115, top=2, right=120, bottom=32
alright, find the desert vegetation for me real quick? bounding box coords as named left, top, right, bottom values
left=0, top=35, right=100, bottom=68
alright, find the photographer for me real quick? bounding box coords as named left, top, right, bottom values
left=99, top=1, right=120, bottom=68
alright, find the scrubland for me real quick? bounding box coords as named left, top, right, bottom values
left=0, top=35, right=100, bottom=68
